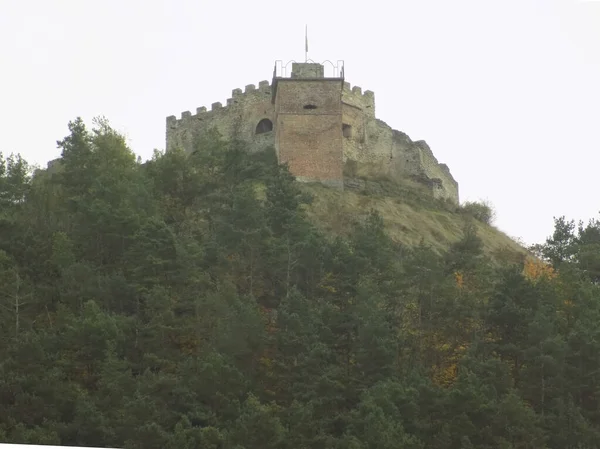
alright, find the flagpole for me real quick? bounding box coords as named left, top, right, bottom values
left=305, top=25, right=308, bottom=62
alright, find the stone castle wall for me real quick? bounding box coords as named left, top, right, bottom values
left=339, top=81, right=458, bottom=202
left=165, top=71, right=459, bottom=203
left=166, top=80, right=276, bottom=154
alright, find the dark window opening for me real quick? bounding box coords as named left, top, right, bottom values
left=303, top=104, right=317, bottom=110
left=255, top=118, right=273, bottom=134
left=342, top=124, right=352, bottom=138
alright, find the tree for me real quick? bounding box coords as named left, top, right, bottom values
left=0, top=152, right=31, bottom=208
left=2, top=116, right=600, bottom=447
left=0, top=250, right=33, bottom=337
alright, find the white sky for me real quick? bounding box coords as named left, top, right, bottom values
left=1, top=0, right=599, bottom=246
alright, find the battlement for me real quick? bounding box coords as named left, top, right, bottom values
left=342, top=81, right=375, bottom=114
left=167, top=80, right=273, bottom=125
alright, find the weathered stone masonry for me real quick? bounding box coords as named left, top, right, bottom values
left=166, top=61, right=459, bottom=203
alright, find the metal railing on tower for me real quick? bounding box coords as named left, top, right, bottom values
left=273, top=60, right=345, bottom=78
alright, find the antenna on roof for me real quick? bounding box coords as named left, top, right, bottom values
left=305, top=25, right=308, bottom=62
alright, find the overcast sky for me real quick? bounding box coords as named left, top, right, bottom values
left=1, top=0, right=599, bottom=246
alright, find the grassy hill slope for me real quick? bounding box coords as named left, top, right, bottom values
left=299, top=179, right=526, bottom=264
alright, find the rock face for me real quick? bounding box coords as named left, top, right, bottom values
left=166, top=62, right=459, bottom=203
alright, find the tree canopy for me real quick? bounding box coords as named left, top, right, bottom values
left=0, top=118, right=599, bottom=448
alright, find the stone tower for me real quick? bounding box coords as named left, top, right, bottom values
left=272, top=63, right=344, bottom=189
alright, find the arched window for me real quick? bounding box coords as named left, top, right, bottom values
left=255, top=118, right=273, bottom=135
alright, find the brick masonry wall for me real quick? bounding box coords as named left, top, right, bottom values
left=274, top=79, right=344, bottom=187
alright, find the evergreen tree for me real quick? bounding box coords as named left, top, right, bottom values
left=0, top=117, right=599, bottom=448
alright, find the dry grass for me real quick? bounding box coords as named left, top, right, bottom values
left=299, top=182, right=527, bottom=263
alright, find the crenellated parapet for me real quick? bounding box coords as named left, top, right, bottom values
left=342, top=81, right=375, bottom=116
left=167, top=80, right=272, bottom=126
left=166, top=80, right=275, bottom=153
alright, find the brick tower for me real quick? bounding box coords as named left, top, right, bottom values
left=271, top=62, right=344, bottom=189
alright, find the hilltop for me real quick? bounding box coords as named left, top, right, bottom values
left=1, top=119, right=600, bottom=448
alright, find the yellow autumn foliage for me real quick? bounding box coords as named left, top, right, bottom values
left=319, top=272, right=338, bottom=293
left=454, top=271, right=464, bottom=289
left=432, top=344, right=468, bottom=388
left=523, top=258, right=557, bottom=282
left=433, top=363, right=458, bottom=388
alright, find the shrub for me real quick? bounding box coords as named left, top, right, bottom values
left=461, top=200, right=496, bottom=225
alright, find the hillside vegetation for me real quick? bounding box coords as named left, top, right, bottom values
left=1, top=118, right=600, bottom=449
left=300, top=182, right=525, bottom=262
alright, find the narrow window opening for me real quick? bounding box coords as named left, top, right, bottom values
left=255, top=118, right=273, bottom=134
left=342, top=124, right=352, bottom=138
left=303, top=104, right=317, bottom=110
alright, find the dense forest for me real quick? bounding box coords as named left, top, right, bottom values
left=1, top=117, right=599, bottom=449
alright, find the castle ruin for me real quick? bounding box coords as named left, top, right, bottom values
left=166, top=61, right=459, bottom=203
